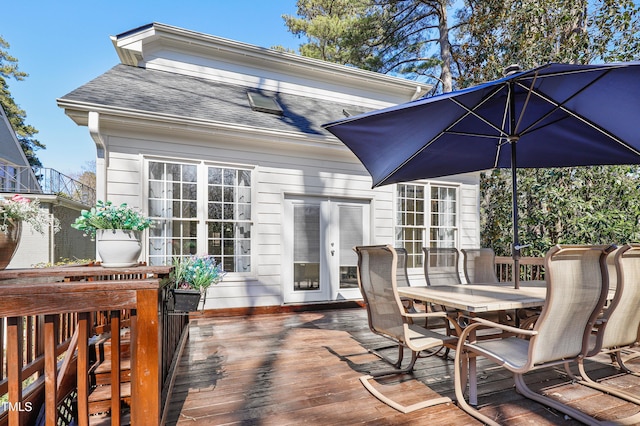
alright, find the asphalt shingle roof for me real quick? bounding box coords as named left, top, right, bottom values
left=60, top=64, right=372, bottom=136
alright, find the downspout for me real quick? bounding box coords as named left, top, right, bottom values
left=88, top=111, right=107, bottom=202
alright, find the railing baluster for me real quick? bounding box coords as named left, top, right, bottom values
left=7, top=317, right=23, bottom=426
left=0, top=318, right=5, bottom=380
left=76, top=312, right=90, bottom=426
left=44, top=314, right=58, bottom=426
left=110, top=310, right=121, bottom=426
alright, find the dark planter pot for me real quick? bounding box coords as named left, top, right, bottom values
left=170, top=289, right=202, bottom=312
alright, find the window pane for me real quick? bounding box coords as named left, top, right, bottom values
left=209, top=186, right=221, bottom=202
left=183, top=183, right=197, bottom=200
left=224, top=169, right=236, bottom=185
left=149, top=162, right=164, bottom=180
left=209, top=167, right=222, bottom=184
left=182, top=165, right=197, bottom=182
left=239, top=170, right=251, bottom=186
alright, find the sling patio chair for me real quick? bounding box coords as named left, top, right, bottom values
left=422, top=247, right=463, bottom=345
left=354, top=244, right=458, bottom=413
left=454, top=244, right=616, bottom=426
left=461, top=248, right=499, bottom=284
left=423, top=247, right=462, bottom=286
left=395, top=247, right=418, bottom=312
left=462, top=247, right=517, bottom=326
left=563, top=243, right=640, bottom=406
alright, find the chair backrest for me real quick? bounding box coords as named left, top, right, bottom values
left=395, top=247, right=411, bottom=288
left=354, top=245, right=405, bottom=340
left=530, top=245, right=613, bottom=365
left=606, top=246, right=618, bottom=294
left=462, top=248, right=498, bottom=284
left=597, top=244, right=640, bottom=351
left=423, top=247, right=462, bottom=286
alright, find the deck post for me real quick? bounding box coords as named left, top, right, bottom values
left=131, top=288, right=161, bottom=425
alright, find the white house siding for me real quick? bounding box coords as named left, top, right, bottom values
left=98, top=120, right=415, bottom=309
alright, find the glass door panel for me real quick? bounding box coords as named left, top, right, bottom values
left=293, top=204, right=320, bottom=291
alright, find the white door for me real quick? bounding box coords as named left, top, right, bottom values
left=283, top=197, right=370, bottom=303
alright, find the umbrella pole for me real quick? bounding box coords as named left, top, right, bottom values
left=511, top=158, right=520, bottom=289
left=510, top=137, right=520, bottom=288
left=509, top=78, right=521, bottom=289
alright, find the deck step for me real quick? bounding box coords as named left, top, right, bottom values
left=90, top=334, right=131, bottom=361
left=92, top=358, right=131, bottom=385
left=88, top=382, right=131, bottom=415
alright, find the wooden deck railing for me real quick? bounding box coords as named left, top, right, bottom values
left=495, top=256, right=545, bottom=282
left=0, top=265, right=187, bottom=426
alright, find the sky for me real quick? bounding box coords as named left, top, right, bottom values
left=2, top=1, right=301, bottom=175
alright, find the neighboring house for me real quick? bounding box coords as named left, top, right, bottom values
left=0, top=105, right=95, bottom=267
left=57, top=23, right=481, bottom=309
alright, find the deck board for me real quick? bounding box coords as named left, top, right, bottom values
left=166, top=308, right=640, bottom=425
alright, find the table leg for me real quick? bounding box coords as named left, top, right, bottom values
left=468, top=327, right=478, bottom=406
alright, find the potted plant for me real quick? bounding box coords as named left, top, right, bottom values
left=170, top=255, right=226, bottom=311
left=71, top=200, right=153, bottom=267
left=0, top=194, right=61, bottom=269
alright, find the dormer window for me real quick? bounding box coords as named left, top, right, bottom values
left=247, top=92, right=283, bottom=116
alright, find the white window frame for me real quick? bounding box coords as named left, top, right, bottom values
left=395, top=182, right=459, bottom=270
left=144, top=157, right=254, bottom=276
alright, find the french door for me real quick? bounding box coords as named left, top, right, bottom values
left=284, top=197, right=370, bottom=303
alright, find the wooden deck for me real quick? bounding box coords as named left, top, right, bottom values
left=165, top=307, right=640, bottom=425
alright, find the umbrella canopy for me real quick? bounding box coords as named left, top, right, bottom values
left=323, top=62, right=640, bottom=287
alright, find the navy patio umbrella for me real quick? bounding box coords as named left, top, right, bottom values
left=323, top=62, right=640, bottom=288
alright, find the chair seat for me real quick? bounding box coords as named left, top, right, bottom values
left=470, top=337, right=532, bottom=370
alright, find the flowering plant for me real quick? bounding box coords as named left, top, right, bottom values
left=0, top=194, right=60, bottom=235
left=171, top=255, right=226, bottom=294
left=71, top=200, right=153, bottom=239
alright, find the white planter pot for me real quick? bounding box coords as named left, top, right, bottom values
left=96, top=229, right=142, bottom=267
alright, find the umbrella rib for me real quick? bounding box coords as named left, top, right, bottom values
left=515, top=70, right=640, bottom=156
left=448, top=88, right=510, bottom=139
left=376, top=86, right=509, bottom=186
left=513, top=71, right=539, bottom=135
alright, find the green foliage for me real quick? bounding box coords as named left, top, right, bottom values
left=481, top=166, right=640, bottom=257
left=283, top=0, right=458, bottom=93
left=71, top=200, right=153, bottom=239
left=455, top=0, right=640, bottom=86
left=171, top=255, right=226, bottom=293
left=0, top=36, right=45, bottom=167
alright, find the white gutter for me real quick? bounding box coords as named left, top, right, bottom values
left=88, top=111, right=107, bottom=202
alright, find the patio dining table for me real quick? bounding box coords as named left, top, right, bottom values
left=398, top=281, right=546, bottom=313
left=397, top=281, right=547, bottom=406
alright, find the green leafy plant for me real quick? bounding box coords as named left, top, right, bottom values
left=171, top=255, right=226, bottom=294
left=71, top=200, right=153, bottom=239
left=0, top=194, right=61, bottom=235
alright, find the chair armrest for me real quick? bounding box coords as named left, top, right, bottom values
left=403, top=311, right=449, bottom=320
left=459, top=315, right=539, bottom=337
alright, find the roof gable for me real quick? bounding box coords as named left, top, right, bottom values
left=0, top=106, right=31, bottom=167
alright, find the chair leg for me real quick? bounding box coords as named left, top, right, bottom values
left=369, top=343, right=404, bottom=369
left=615, top=350, right=640, bottom=375
left=573, top=358, right=640, bottom=405
left=453, top=344, right=501, bottom=426
left=360, top=350, right=452, bottom=414
left=513, top=373, right=605, bottom=426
